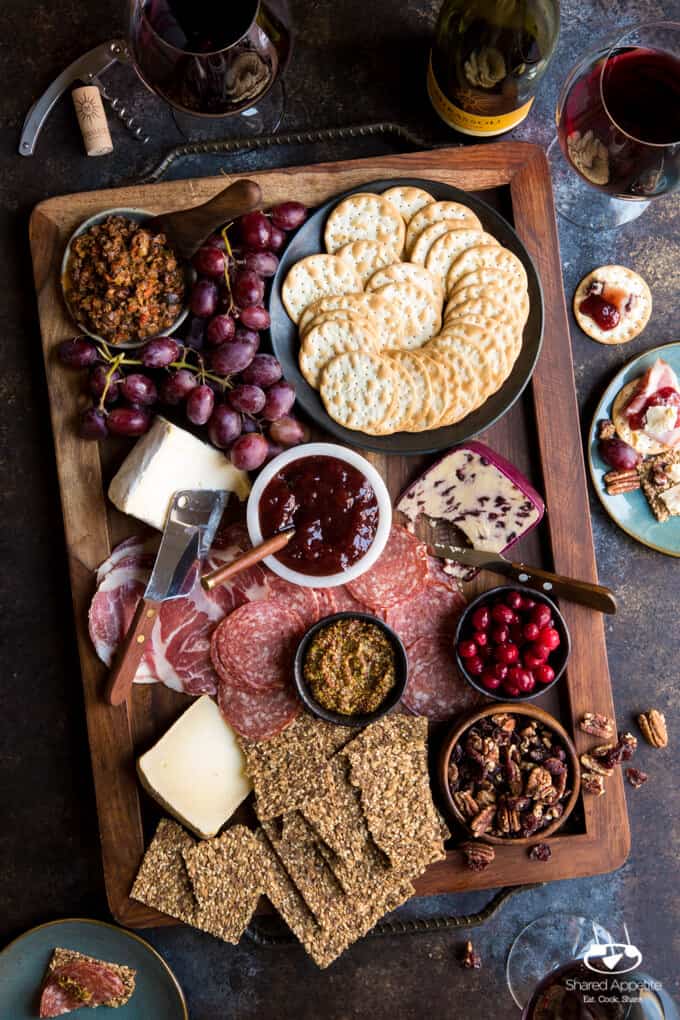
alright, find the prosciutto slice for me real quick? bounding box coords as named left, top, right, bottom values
left=624, top=359, right=680, bottom=416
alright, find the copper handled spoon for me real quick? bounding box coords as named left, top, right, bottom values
left=201, top=529, right=295, bottom=592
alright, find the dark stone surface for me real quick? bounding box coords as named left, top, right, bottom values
left=1, top=0, right=678, bottom=1015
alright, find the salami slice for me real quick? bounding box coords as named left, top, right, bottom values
left=386, top=583, right=466, bottom=650
left=346, top=525, right=428, bottom=612
left=218, top=666, right=301, bottom=740
left=211, top=601, right=306, bottom=691
left=426, top=554, right=464, bottom=594
left=403, top=636, right=480, bottom=722
left=39, top=979, right=83, bottom=1017
left=265, top=572, right=320, bottom=629
left=40, top=960, right=126, bottom=1017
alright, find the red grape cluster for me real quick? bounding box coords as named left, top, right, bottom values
left=57, top=203, right=310, bottom=472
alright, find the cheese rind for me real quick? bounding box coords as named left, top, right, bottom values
left=109, top=417, right=250, bottom=531
left=137, top=696, right=252, bottom=839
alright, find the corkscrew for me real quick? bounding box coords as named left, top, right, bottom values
left=97, top=80, right=150, bottom=145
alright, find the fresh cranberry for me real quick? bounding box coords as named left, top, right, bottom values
left=502, top=681, right=521, bottom=698
left=473, top=630, right=489, bottom=648
left=534, top=664, right=556, bottom=685
left=480, top=670, right=502, bottom=691
left=537, top=627, right=561, bottom=651
left=458, top=640, right=478, bottom=659
left=491, top=624, right=509, bottom=644
left=545, top=618, right=555, bottom=630
left=519, top=596, right=536, bottom=611
left=494, top=663, right=509, bottom=681
left=509, top=623, right=524, bottom=644
left=530, top=604, right=552, bottom=629
left=528, top=642, right=551, bottom=662
left=506, top=591, right=523, bottom=610
left=523, top=622, right=540, bottom=641
left=471, top=606, right=490, bottom=631
left=491, top=604, right=515, bottom=625
left=466, top=656, right=485, bottom=676
left=495, top=643, right=519, bottom=665
left=523, top=650, right=547, bottom=670
left=514, top=669, right=536, bottom=694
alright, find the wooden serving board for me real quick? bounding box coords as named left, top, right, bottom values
left=30, top=143, right=629, bottom=930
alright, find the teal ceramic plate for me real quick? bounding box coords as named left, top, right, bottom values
left=0, top=918, right=187, bottom=1019
left=588, top=342, right=680, bottom=557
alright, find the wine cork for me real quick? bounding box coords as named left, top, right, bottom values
left=72, top=85, right=113, bottom=156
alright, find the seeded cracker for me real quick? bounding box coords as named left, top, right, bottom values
left=302, top=754, right=371, bottom=863
left=240, top=715, right=347, bottom=821
left=182, top=826, right=263, bottom=944
left=44, top=949, right=136, bottom=1008
left=130, top=818, right=197, bottom=924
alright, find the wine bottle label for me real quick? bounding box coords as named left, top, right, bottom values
left=427, top=56, right=534, bottom=137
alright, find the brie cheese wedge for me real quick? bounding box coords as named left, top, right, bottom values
left=137, top=696, right=252, bottom=839
left=108, top=417, right=250, bottom=531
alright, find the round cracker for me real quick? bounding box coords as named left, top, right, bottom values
left=320, top=351, right=398, bottom=433
left=446, top=285, right=528, bottom=328
left=299, top=316, right=379, bottom=389
left=366, top=262, right=442, bottom=301
left=424, top=335, right=485, bottom=425
left=324, top=192, right=406, bottom=256
left=612, top=378, right=667, bottom=455
left=389, top=349, right=435, bottom=428
left=406, top=201, right=483, bottom=256
left=382, top=185, right=434, bottom=222
left=409, top=351, right=451, bottom=431
left=449, top=267, right=527, bottom=308
left=299, top=290, right=408, bottom=349
left=335, top=240, right=396, bottom=287
left=435, top=320, right=511, bottom=382
left=573, top=265, right=652, bottom=344
left=300, top=308, right=377, bottom=342
left=372, top=280, right=442, bottom=349
left=446, top=245, right=528, bottom=296
left=374, top=353, right=420, bottom=434
left=282, top=255, right=362, bottom=324
left=414, top=225, right=499, bottom=271
left=444, top=314, right=521, bottom=374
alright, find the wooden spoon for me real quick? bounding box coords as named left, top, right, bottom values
left=146, top=178, right=263, bottom=260
left=201, top=529, right=295, bottom=591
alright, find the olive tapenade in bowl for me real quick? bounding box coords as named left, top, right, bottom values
left=294, top=612, right=408, bottom=728
left=61, top=208, right=189, bottom=348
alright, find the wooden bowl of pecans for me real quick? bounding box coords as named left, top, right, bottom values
left=439, top=703, right=581, bottom=846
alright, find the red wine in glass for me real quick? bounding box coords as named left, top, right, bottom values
left=557, top=38, right=680, bottom=199
left=130, top=0, right=291, bottom=117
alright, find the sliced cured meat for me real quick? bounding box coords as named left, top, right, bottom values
left=95, top=534, right=159, bottom=586
left=328, top=584, right=371, bottom=616
left=39, top=959, right=126, bottom=1016
left=218, top=666, right=302, bottom=741
left=211, top=601, right=305, bottom=691
left=625, top=359, right=680, bottom=417
left=386, top=583, right=465, bottom=650
left=265, top=572, right=320, bottom=629
left=88, top=563, right=150, bottom=668
left=403, top=636, right=479, bottom=722
left=39, top=979, right=83, bottom=1017
left=345, top=525, right=428, bottom=612
left=426, top=554, right=464, bottom=594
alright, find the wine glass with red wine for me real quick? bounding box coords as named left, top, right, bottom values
left=548, top=21, right=680, bottom=229
left=129, top=0, right=292, bottom=138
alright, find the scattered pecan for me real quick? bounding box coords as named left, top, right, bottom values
left=604, top=468, right=640, bottom=495
left=462, top=940, right=482, bottom=969
left=626, top=768, right=648, bottom=789
left=460, top=841, right=495, bottom=872
left=580, top=753, right=614, bottom=777
left=637, top=710, right=668, bottom=748
left=579, top=712, right=615, bottom=739
left=529, top=842, right=552, bottom=862
left=581, top=772, right=606, bottom=796
left=469, top=805, right=495, bottom=837
left=597, top=419, right=617, bottom=441
left=618, top=732, right=638, bottom=760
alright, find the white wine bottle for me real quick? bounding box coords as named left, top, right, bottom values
left=428, top=0, right=560, bottom=137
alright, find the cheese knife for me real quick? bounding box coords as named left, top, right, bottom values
left=106, top=489, right=228, bottom=706
left=414, top=513, right=617, bottom=615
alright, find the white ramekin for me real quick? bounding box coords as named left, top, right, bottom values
left=246, top=442, right=392, bottom=589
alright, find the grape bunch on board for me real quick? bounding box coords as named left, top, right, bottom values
left=57, top=202, right=310, bottom=472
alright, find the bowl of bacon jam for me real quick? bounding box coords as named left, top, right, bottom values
left=294, top=612, right=408, bottom=727
left=247, top=442, right=392, bottom=588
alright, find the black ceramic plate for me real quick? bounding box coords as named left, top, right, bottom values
left=268, top=177, right=544, bottom=455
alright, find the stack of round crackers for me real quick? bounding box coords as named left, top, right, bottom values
left=281, top=187, right=530, bottom=436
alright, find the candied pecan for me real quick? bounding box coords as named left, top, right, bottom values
left=525, top=766, right=555, bottom=802
left=545, top=803, right=564, bottom=821
left=626, top=767, right=648, bottom=789
left=448, top=762, right=460, bottom=789
left=591, top=742, right=624, bottom=770
left=482, top=737, right=500, bottom=763
left=618, top=732, right=638, bottom=758
left=466, top=731, right=484, bottom=754
left=579, top=712, right=615, bottom=739
left=637, top=710, right=668, bottom=749
left=460, top=841, right=495, bottom=872
left=580, top=753, right=613, bottom=777
left=453, top=790, right=479, bottom=818
left=598, top=419, right=617, bottom=441
left=505, top=759, right=523, bottom=796
left=491, top=713, right=516, bottom=733
left=496, top=801, right=521, bottom=834
left=581, top=772, right=606, bottom=796
left=469, top=805, right=496, bottom=837
left=529, top=842, right=552, bottom=862
left=462, top=940, right=482, bottom=969
left=476, top=781, right=497, bottom=808
left=605, top=468, right=640, bottom=495
left=506, top=795, right=531, bottom=812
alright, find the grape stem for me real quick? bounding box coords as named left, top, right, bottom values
left=220, top=224, right=236, bottom=316
left=94, top=341, right=233, bottom=404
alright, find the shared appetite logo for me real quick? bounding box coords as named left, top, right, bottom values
left=584, top=934, right=643, bottom=975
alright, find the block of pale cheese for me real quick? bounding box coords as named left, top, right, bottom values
left=137, top=696, right=252, bottom=839
left=109, top=417, right=250, bottom=531
left=396, top=441, right=545, bottom=580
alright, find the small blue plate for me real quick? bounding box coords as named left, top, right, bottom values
left=0, top=918, right=187, bottom=1019
left=588, top=341, right=680, bottom=557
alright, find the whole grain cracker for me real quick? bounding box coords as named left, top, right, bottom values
left=446, top=244, right=528, bottom=296
left=130, top=818, right=197, bottom=924
left=324, top=192, right=406, bottom=256
left=183, top=825, right=263, bottom=943
left=303, top=754, right=371, bottom=864
left=406, top=201, right=482, bottom=255
left=299, top=315, right=379, bottom=389
left=573, top=265, right=652, bottom=343
left=46, top=949, right=136, bottom=1008
left=336, top=239, right=397, bottom=286
left=320, top=351, right=398, bottom=433
left=366, top=261, right=442, bottom=301
left=411, top=224, right=499, bottom=267
left=381, top=185, right=434, bottom=221
left=282, top=254, right=362, bottom=323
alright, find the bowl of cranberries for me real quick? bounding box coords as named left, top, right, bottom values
left=454, top=586, right=571, bottom=702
